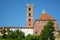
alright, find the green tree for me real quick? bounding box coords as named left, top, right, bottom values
left=1, top=28, right=10, bottom=38
left=8, top=30, right=25, bottom=39
left=40, top=21, right=55, bottom=40
left=25, top=34, right=39, bottom=40
left=0, top=29, right=25, bottom=40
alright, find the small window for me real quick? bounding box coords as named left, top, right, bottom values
left=29, top=8, right=31, bottom=11
left=35, top=32, right=37, bottom=34
left=43, top=21, right=45, bottom=23
left=46, top=21, right=48, bottom=23
left=40, top=21, right=43, bottom=23
left=29, top=24, right=31, bottom=26
left=29, top=13, right=31, bottom=16
left=29, top=18, right=31, bottom=21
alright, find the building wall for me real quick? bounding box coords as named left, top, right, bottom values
left=53, top=21, right=58, bottom=31
left=34, top=20, right=47, bottom=35
left=20, top=28, right=33, bottom=36
left=34, top=20, right=58, bottom=35
left=10, top=28, right=33, bottom=36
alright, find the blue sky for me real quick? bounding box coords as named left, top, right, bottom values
left=0, top=0, right=60, bottom=29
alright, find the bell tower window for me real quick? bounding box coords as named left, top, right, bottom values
left=29, top=18, right=31, bottom=21
left=29, top=8, right=31, bottom=11
left=29, top=24, right=31, bottom=26
left=29, top=13, right=31, bottom=16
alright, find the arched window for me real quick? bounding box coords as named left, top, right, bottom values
left=29, top=18, right=31, bottom=21
left=29, top=24, right=31, bottom=26
left=29, top=13, right=31, bottom=16
left=35, top=31, right=37, bottom=34
left=40, top=21, right=43, bottom=23
left=29, top=8, right=31, bottom=11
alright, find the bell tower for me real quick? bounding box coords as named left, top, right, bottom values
left=26, top=4, right=33, bottom=27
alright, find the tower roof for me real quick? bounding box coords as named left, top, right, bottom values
left=26, top=4, right=33, bottom=6
left=37, top=9, right=55, bottom=21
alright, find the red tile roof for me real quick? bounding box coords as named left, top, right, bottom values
left=37, top=13, right=55, bottom=21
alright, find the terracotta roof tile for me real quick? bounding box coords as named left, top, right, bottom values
left=37, top=13, right=55, bottom=20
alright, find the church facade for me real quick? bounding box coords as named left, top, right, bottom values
left=0, top=4, right=58, bottom=36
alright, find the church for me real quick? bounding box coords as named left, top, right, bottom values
left=0, top=4, right=58, bottom=36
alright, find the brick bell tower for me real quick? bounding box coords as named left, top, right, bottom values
left=26, top=4, right=33, bottom=27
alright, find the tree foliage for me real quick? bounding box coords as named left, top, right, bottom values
left=0, top=21, right=55, bottom=40
left=0, top=29, right=25, bottom=40
left=40, top=21, right=55, bottom=40
left=25, top=34, right=39, bottom=40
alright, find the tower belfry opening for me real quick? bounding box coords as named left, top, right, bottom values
left=29, top=13, right=31, bottom=16
left=29, top=8, right=31, bottom=11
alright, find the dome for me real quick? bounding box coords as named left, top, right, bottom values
left=37, top=9, right=55, bottom=21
